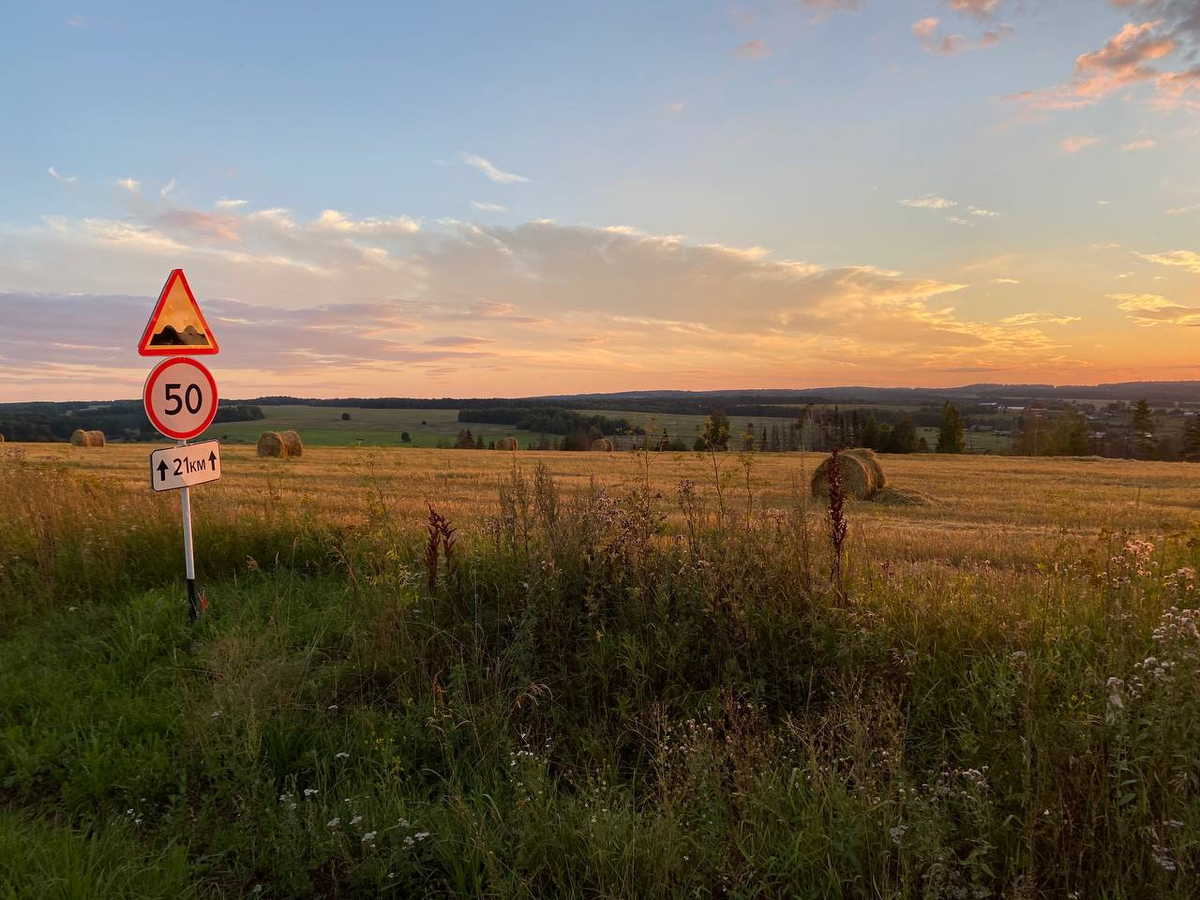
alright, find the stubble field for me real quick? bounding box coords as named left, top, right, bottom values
left=1, top=444, right=1198, bottom=898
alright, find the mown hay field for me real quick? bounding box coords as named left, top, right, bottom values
left=1, top=443, right=1198, bottom=898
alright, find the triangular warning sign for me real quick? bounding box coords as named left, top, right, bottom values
left=138, top=269, right=220, bottom=356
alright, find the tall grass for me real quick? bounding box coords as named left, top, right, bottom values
left=1, top=449, right=1197, bottom=897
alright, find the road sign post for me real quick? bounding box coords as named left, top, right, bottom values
left=140, top=269, right=221, bottom=621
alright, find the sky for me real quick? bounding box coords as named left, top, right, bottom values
left=2, top=0, right=1199, bottom=402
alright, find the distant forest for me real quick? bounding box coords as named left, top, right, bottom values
left=0, top=401, right=263, bottom=443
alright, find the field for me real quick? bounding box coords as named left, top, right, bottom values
left=2, top=443, right=1199, bottom=898
left=200, top=404, right=1018, bottom=455
left=201, top=406, right=530, bottom=448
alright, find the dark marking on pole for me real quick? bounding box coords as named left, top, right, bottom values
left=187, top=578, right=199, bottom=621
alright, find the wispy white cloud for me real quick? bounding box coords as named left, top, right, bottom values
left=1137, top=249, right=1200, bottom=274
left=899, top=194, right=957, bottom=209
left=161, top=179, right=177, bottom=198
left=117, top=177, right=141, bottom=193
left=1060, top=135, right=1101, bottom=153
left=732, top=39, right=771, bottom=60
left=215, top=198, right=248, bottom=209
left=968, top=206, right=1000, bottom=217
left=461, top=154, right=530, bottom=184
left=1001, top=312, right=1080, bottom=326
left=471, top=201, right=506, bottom=212
left=48, top=166, right=77, bottom=185
left=1112, top=293, right=1200, bottom=327
left=312, top=209, right=421, bottom=236
left=990, top=277, right=1020, bottom=284
left=912, top=17, right=939, bottom=39
left=1120, top=138, right=1157, bottom=151
left=949, top=0, right=999, bottom=20
left=1164, top=202, right=1200, bottom=215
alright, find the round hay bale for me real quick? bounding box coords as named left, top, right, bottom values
left=845, top=447, right=884, bottom=491
left=341, top=413, right=351, bottom=420
left=591, top=437, right=614, bottom=452
left=71, top=428, right=88, bottom=447
left=87, top=430, right=105, bottom=447
left=257, top=431, right=289, bottom=458
left=280, top=430, right=304, bottom=457
left=810, top=449, right=883, bottom=500
left=495, top=437, right=518, bottom=451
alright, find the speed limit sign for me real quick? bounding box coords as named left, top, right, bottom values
left=143, top=356, right=219, bottom=440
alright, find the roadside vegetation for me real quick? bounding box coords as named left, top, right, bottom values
left=1, top=445, right=1198, bottom=898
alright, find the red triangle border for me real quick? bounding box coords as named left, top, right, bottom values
left=137, top=269, right=220, bottom=356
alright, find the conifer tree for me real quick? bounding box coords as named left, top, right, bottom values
left=936, top=402, right=965, bottom=454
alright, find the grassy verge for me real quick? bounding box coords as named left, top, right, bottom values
left=1, top=454, right=1198, bottom=897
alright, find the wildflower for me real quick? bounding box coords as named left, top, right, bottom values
left=362, top=831, right=377, bottom=843
left=350, top=815, right=363, bottom=826
left=303, top=788, right=319, bottom=797
left=415, top=832, right=429, bottom=841
left=278, top=793, right=294, bottom=803
left=327, top=818, right=340, bottom=828
left=334, top=751, right=349, bottom=760
left=398, top=818, right=410, bottom=827
left=210, top=710, right=221, bottom=718
left=404, top=836, right=415, bottom=846
left=889, top=824, right=907, bottom=845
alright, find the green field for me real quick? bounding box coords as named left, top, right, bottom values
left=200, top=406, right=533, bottom=448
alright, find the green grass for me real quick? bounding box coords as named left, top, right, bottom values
left=201, top=406, right=533, bottom=448
left=1, top=453, right=1198, bottom=897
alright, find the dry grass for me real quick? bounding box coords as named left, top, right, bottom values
left=17, top=443, right=1197, bottom=553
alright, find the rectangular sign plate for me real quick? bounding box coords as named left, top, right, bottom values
left=150, top=440, right=221, bottom=492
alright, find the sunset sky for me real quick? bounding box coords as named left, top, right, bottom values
left=3, top=0, right=1199, bottom=401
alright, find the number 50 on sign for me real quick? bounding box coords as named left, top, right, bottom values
left=143, top=357, right=218, bottom=441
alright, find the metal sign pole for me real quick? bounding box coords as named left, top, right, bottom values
left=178, top=440, right=199, bottom=620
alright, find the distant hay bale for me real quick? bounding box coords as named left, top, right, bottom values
left=495, top=437, right=518, bottom=452
left=257, top=431, right=289, bottom=458
left=811, top=448, right=885, bottom=500
left=70, top=429, right=105, bottom=448
left=280, top=430, right=304, bottom=457
left=591, top=438, right=614, bottom=452
left=341, top=413, right=351, bottom=420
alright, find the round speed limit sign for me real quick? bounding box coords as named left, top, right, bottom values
left=143, top=356, right=219, bottom=440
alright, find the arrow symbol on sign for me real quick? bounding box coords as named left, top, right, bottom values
left=157, top=460, right=169, bottom=482
left=209, top=451, right=218, bottom=470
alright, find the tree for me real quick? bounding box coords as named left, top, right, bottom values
left=859, top=416, right=882, bottom=450
left=700, top=410, right=731, bottom=451
left=1047, top=411, right=1089, bottom=456
left=475, top=434, right=484, bottom=450
left=936, top=402, right=965, bottom=454
left=400, top=431, right=411, bottom=443
left=1182, top=416, right=1200, bottom=462
left=886, top=416, right=918, bottom=454
left=1131, top=398, right=1155, bottom=458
